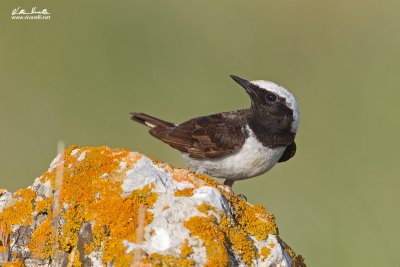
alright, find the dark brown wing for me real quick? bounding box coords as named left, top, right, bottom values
left=149, top=112, right=247, bottom=159
left=278, top=142, right=296, bottom=162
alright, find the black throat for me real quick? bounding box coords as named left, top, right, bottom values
left=247, top=107, right=295, bottom=148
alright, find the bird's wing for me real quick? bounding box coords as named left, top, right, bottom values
left=278, top=142, right=296, bottom=162
left=149, top=113, right=246, bottom=159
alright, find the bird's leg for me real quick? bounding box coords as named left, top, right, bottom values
left=223, top=179, right=248, bottom=201
left=224, top=179, right=235, bottom=187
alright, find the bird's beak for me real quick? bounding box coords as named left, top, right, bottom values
left=230, top=75, right=264, bottom=107
left=230, top=75, right=257, bottom=98
left=230, top=75, right=250, bottom=89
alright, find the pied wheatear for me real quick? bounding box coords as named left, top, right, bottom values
left=131, top=75, right=299, bottom=187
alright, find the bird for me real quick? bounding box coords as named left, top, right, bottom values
left=130, top=75, right=299, bottom=187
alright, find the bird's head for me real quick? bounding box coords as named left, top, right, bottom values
left=230, top=75, right=299, bottom=133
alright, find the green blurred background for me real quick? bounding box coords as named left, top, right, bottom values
left=1, top=0, right=399, bottom=265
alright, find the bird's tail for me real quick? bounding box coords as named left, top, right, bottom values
left=130, top=112, right=176, bottom=129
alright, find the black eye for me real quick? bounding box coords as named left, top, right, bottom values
left=267, top=93, right=277, bottom=102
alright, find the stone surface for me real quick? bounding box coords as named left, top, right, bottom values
left=0, top=146, right=306, bottom=267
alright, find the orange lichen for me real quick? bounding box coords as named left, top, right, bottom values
left=181, top=238, right=194, bottom=258
left=193, top=173, right=219, bottom=187
left=184, top=189, right=280, bottom=265
left=185, top=203, right=258, bottom=266
left=0, top=221, right=10, bottom=250
left=2, top=258, right=24, bottom=267
left=168, top=168, right=197, bottom=186
left=143, top=253, right=194, bottom=266
left=285, top=244, right=295, bottom=258
left=60, top=203, right=84, bottom=252
left=181, top=178, right=279, bottom=266
left=84, top=242, right=96, bottom=255
left=28, top=217, right=55, bottom=259
left=219, top=217, right=256, bottom=265
left=69, top=248, right=82, bottom=267
left=36, top=146, right=156, bottom=266
left=174, top=188, right=194, bottom=197
left=35, top=198, right=51, bottom=214
left=0, top=188, right=36, bottom=234
left=260, top=246, right=271, bottom=260
left=160, top=164, right=219, bottom=189
left=197, top=203, right=217, bottom=215
left=184, top=216, right=228, bottom=267
left=0, top=146, right=305, bottom=265
left=0, top=146, right=160, bottom=266
left=90, top=184, right=157, bottom=266
left=59, top=146, right=127, bottom=205
left=226, top=193, right=278, bottom=241
left=188, top=193, right=279, bottom=265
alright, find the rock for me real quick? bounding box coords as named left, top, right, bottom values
left=0, top=146, right=306, bottom=267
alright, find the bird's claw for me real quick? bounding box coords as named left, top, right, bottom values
left=238, top=194, right=248, bottom=202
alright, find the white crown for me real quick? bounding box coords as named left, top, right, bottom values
left=250, top=80, right=300, bottom=132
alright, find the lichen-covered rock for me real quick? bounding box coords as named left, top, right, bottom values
left=0, top=146, right=306, bottom=267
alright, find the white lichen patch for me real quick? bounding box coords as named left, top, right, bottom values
left=77, top=150, right=88, bottom=161
left=32, top=178, right=52, bottom=198
left=87, top=251, right=103, bottom=266
left=48, top=153, right=62, bottom=172
left=192, top=186, right=230, bottom=213
left=70, top=148, right=80, bottom=157
left=123, top=240, right=139, bottom=254
left=118, top=161, right=127, bottom=172
left=99, top=173, right=109, bottom=179
left=149, top=227, right=171, bottom=251
left=122, top=156, right=178, bottom=194
left=175, top=181, right=194, bottom=190
left=0, top=191, right=12, bottom=213
left=252, top=235, right=292, bottom=267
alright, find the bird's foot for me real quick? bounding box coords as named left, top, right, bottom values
left=223, top=179, right=247, bottom=201
left=238, top=194, right=248, bottom=202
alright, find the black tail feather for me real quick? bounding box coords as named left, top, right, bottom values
left=130, top=112, right=175, bottom=129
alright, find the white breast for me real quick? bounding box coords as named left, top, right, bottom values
left=181, top=126, right=286, bottom=180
